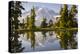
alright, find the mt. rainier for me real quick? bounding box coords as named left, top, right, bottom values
left=19, top=7, right=60, bottom=26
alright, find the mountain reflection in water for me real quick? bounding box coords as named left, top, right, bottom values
left=18, top=30, right=77, bottom=52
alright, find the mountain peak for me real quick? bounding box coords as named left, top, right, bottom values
left=20, top=7, right=59, bottom=26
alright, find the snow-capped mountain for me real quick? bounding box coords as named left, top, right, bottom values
left=35, top=7, right=58, bottom=20
left=18, top=7, right=60, bottom=26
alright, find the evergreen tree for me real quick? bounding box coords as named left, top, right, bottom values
left=56, top=4, right=77, bottom=28
left=55, top=4, right=68, bottom=28
left=28, top=7, right=36, bottom=29
left=60, top=4, right=68, bottom=28
left=60, top=6, right=63, bottom=15
left=48, top=19, right=53, bottom=28
left=68, top=5, right=77, bottom=27
left=26, top=16, right=29, bottom=29
left=41, top=18, right=47, bottom=28
left=9, top=1, right=25, bottom=52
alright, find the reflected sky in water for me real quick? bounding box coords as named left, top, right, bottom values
left=18, top=30, right=77, bottom=52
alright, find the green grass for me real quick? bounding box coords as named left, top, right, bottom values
left=16, top=27, right=78, bottom=32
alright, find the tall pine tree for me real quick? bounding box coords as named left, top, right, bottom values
left=28, top=7, right=36, bottom=29
left=9, top=1, right=25, bottom=53
left=60, top=4, right=68, bottom=28
left=67, top=5, right=77, bottom=27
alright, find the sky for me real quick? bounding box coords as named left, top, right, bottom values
left=20, top=2, right=78, bottom=17
left=21, top=2, right=73, bottom=14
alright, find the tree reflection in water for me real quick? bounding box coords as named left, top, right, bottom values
left=49, top=31, right=53, bottom=36
left=26, top=31, right=35, bottom=50
left=42, top=31, right=47, bottom=40
left=55, top=30, right=77, bottom=49
left=23, top=29, right=77, bottom=51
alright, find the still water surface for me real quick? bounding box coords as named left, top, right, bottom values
left=18, top=30, right=77, bottom=52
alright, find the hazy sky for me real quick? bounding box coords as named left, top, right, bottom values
left=21, top=2, right=78, bottom=19
left=21, top=2, right=75, bottom=14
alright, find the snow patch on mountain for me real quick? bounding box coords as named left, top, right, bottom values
left=18, top=7, right=60, bottom=26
